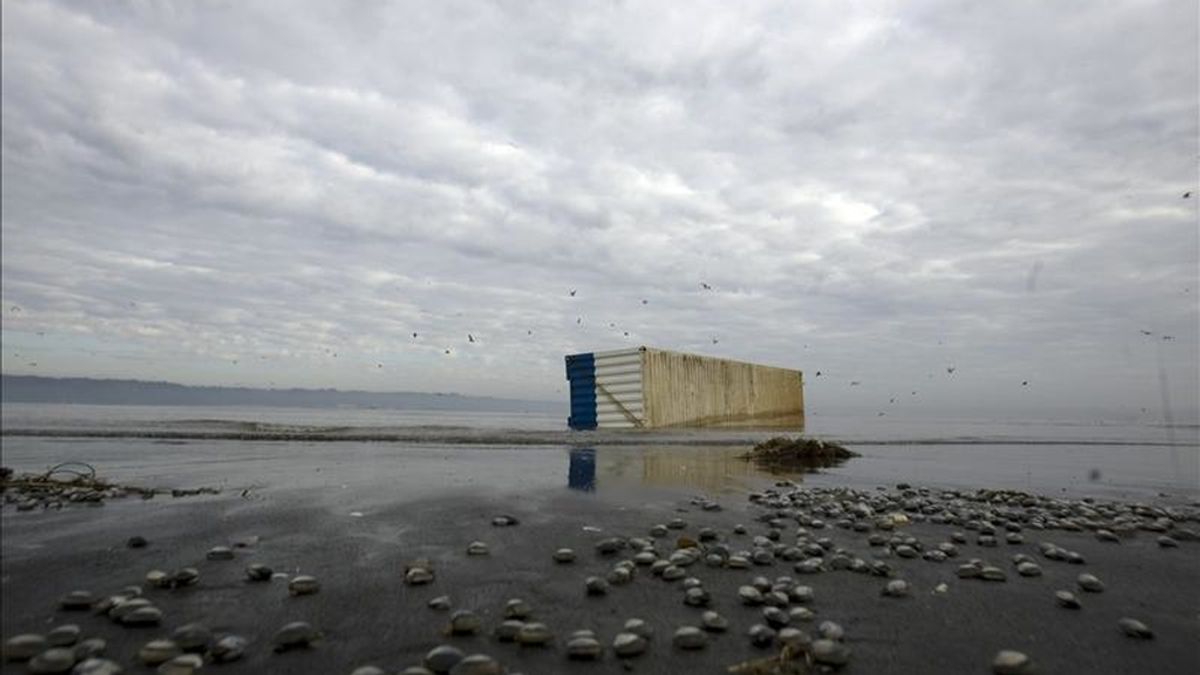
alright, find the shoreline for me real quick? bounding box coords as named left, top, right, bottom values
left=2, top=427, right=1194, bottom=447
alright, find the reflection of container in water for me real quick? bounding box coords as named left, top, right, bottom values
left=565, top=346, right=804, bottom=430
left=568, top=448, right=596, bottom=491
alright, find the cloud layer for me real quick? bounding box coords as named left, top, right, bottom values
left=2, top=0, right=1197, bottom=415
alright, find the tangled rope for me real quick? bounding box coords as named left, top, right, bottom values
left=42, top=461, right=98, bottom=481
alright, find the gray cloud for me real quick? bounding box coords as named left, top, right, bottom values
left=2, top=0, right=1196, bottom=415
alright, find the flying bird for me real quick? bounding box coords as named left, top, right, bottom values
left=1162, top=335, right=1175, bottom=341
left=468, top=334, right=475, bottom=343
left=1021, top=380, right=1029, bottom=386
left=946, top=367, right=956, bottom=374
left=569, top=289, right=577, bottom=297
left=576, top=317, right=582, bottom=324
left=444, top=349, right=451, bottom=354
left=623, top=331, right=629, bottom=337
left=1139, top=330, right=1153, bottom=336
left=412, top=332, right=418, bottom=338
left=641, top=299, right=648, bottom=305
left=1184, top=191, right=1192, bottom=199
left=850, top=381, right=861, bottom=386
left=700, top=282, right=712, bottom=290
left=377, top=363, right=383, bottom=368
left=527, top=330, right=533, bottom=335
left=815, top=371, right=821, bottom=377
left=711, top=337, right=719, bottom=344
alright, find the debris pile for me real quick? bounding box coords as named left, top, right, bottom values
left=739, top=437, right=858, bottom=471
left=1, top=462, right=220, bottom=511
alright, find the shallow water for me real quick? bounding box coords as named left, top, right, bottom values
left=2, top=403, right=1197, bottom=502
left=1, top=435, right=1196, bottom=504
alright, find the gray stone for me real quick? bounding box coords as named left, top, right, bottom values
left=1077, top=573, right=1105, bottom=592
left=58, top=591, right=95, bottom=610
left=494, top=620, right=524, bottom=642
left=811, top=639, right=850, bottom=666
left=246, top=563, right=273, bottom=581
left=449, top=654, right=502, bottom=675
left=683, top=587, right=710, bottom=607
left=73, top=638, right=106, bottom=661
left=778, top=627, right=811, bottom=649
left=209, top=635, right=247, bottom=663
left=170, top=568, right=199, bottom=587
left=585, top=576, right=609, bottom=595
left=763, top=607, right=789, bottom=627
left=980, top=566, right=1007, bottom=582
left=516, top=622, right=552, bottom=646
left=747, top=624, right=776, bottom=648
left=273, top=622, right=318, bottom=651
left=158, top=654, right=204, bottom=675
left=171, top=624, right=212, bottom=652
left=612, top=632, right=647, bottom=657
left=738, top=585, right=764, bottom=605
left=138, top=640, right=181, bottom=666
left=1016, top=562, right=1042, bottom=577
left=503, top=598, right=531, bottom=619
left=27, top=648, right=75, bottom=674
left=121, top=606, right=163, bottom=626
left=661, top=565, right=685, bottom=581
left=71, top=658, right=124, bottom=675
left=405, top=567, right=435, bottom=585
left=1117, top=618, right=1153, bottom=639
left=789, top=607, right=815, bottom=622
left=624, top=618, right=653, bottom=638
left=1055, top=590, right=1081, bottom=609
left=423, top=645, right=465, bottom=673
left=206, top=546, right=234, bottom=560
left=449, top=610, right=481, bottom=635
left=47, top=625, right=81, bottom=647
left=701, top=611, right=728, bottom=632
left=818, top=621, right=844, bottom=641
left=566, top=636, right=602, bottom=660
left=672, top=626, right=706, bottom=650
left=992, top=650, right=1032, bottom=675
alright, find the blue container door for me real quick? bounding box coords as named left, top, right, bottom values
left=565, top=352, right=597, bottom=430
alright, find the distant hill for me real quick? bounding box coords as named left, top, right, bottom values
left=0, top=375, right=562, bottom=412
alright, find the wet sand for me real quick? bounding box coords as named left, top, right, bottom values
left=3, top=442, right=1199, bottom=674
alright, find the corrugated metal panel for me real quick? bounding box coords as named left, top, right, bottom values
left=592, top=347, right=646, bottom=429
left=641, top=347, right=804, bottom=429
left=565, top=352, right=596, bottom=430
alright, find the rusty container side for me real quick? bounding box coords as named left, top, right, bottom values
left=641, top=347, right=804, bottom=429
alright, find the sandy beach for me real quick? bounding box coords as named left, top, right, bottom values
left=3, top=432, right=1199, bottom=674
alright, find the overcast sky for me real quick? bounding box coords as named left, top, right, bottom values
left=2, top=0, right=1197, bottom=417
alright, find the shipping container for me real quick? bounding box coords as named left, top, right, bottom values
left=565, top=346, right=804, bottom=430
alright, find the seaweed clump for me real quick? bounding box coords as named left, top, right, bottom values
left=738, top=437, right=858, bottom=472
